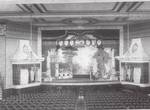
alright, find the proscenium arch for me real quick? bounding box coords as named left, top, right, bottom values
left=38, top=25, right=124, bottom=81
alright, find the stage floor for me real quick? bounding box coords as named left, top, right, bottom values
left=42, top=79, right=120, bottom=86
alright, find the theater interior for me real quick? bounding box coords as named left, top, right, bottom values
left=1, top=0, right=150, bottom=110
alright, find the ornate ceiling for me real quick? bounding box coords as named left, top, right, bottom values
left=0, top=1, right=150, bottom=27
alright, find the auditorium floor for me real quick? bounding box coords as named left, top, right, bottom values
left=1, top=85, right=150, bottom=110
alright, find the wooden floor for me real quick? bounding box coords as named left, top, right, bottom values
left=42, top=79, right=120, bottom=86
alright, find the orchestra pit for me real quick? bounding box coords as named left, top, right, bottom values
left=1, top=0, right=150, bottom=110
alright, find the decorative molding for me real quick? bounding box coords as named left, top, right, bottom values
left=0, top=0, right=147, bottom=4
left=62, top=17, right=99, bottom=26
left=10, top=40, right=44, bottom=63
left=39, top=25, right=122, bottom=30
left=0, top=24, right=6, bottom=36
left=2, top=11, right=150, bottom=18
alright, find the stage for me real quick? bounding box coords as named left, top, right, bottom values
left=42, top=79, right=120, bottom=86
left=11, top=79, right=150, bottom=89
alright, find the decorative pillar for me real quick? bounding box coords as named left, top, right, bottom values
left=0, top=24, right=6, bottom=100
left=55, top=63, right=59, bottom=78
left=37, top=28, right=42, bottom=82
left=119, top=27, right=124, bottom=81
left=46, top=50, right=52, bottom=81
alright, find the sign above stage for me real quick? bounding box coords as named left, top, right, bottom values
left=56, top=31, right=102, bottom=49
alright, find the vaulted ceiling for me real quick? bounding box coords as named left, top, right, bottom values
left=0, top=1, right=150, bottom=27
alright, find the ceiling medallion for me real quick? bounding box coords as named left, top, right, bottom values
left=62, top=18, right=99, bottom=25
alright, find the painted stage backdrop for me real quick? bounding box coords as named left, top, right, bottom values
left=56, top=47, right=116, bottom=80
left=45, top=33, right=118, bottom=81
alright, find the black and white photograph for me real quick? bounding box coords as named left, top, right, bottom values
left=0, top=0, right=150, bottom=110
